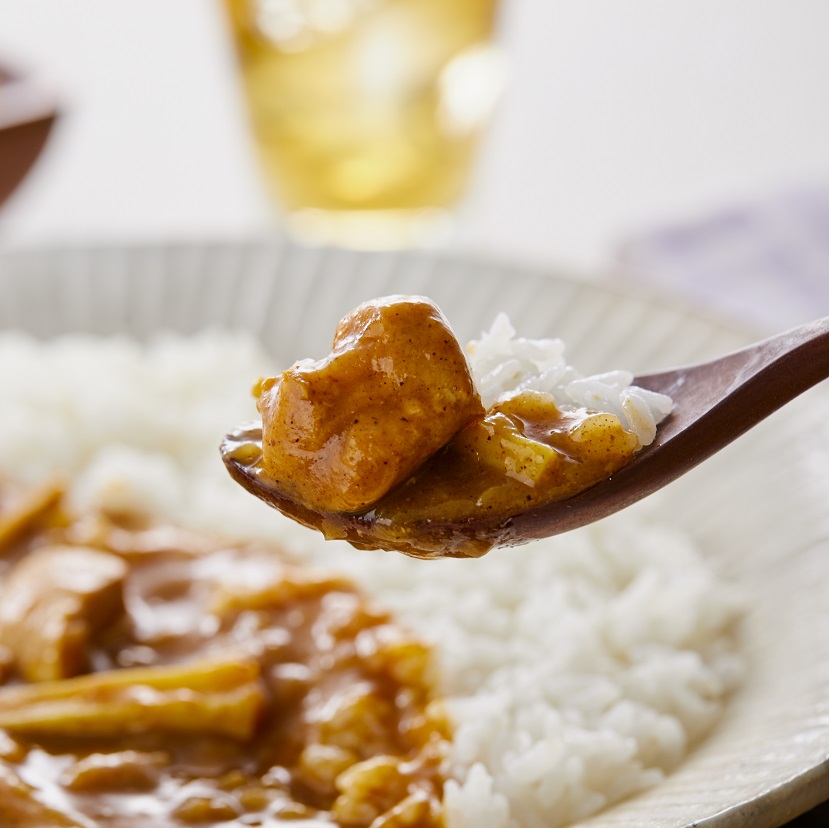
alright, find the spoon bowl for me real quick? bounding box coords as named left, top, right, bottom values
left=222, top=316, right=829, bottom=557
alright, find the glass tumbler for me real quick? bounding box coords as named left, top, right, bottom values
left=225, top=0, right=504, bottom=247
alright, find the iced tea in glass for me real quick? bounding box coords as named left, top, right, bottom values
left=225, top=0, right=502, bottom=246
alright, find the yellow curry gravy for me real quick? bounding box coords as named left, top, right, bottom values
left=0, top=478, right=449, bottom=827
left=225, top=296, right=640, bottom=558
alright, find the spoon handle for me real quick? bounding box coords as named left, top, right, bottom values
left=639, top=315, right=829, bottom=410
left=636, top=315, right=829, bottom=466
left=507, top=316, right=829, bottom=544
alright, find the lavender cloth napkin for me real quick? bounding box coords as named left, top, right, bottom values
left=618, top=185, right=829, bottom=333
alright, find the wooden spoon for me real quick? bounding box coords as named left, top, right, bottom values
left=222, top=316, right=829, bottom=557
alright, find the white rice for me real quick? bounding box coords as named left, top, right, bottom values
left=468, top=314, right=674, bottom=447
left=0, top=328, right=744, bottom=828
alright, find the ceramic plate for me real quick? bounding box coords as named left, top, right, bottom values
left=0, top=239, right=827, bottom=827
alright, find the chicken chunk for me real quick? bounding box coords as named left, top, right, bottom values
left=60, top=750, right=169, bottom=793
left=256, top=296, right=483, bottom=513
left=0, top=544, right=127, bottom=683
left=0, top=476, right=64, bottom=554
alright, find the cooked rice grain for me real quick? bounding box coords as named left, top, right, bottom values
left=468, top=314, right=673, bottom=446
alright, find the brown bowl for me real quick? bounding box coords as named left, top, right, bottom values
left=0, top=64, right=59, bottom=207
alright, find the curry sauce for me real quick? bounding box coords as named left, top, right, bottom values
left=0, top=479, right=449, bottom=827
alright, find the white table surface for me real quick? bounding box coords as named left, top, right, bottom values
left=1, top=0, right=828, bottom=272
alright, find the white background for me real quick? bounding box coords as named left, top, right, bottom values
left=1, top=0, right=828, bottom=271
